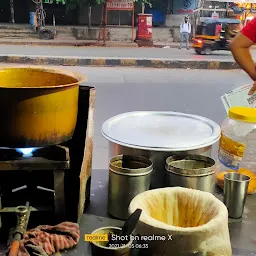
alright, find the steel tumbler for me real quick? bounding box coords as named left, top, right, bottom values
left=223, top=172, right=250, bottom=218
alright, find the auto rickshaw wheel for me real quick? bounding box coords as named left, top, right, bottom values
left=202, top=46, right=213, bottom=55
left=195, top=49, right=202, bottom=55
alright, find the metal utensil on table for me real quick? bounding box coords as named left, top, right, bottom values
left=165, top=155, right=216, bottom=193
left=8, top=204, right=31, bottom=256
left=223, top=173, right=250, bottom=219
left=90, top=209, right=142, bottom=256
left=108, top=155, right=152, bottom=220
left=107, top=208, right=142, bottom=246
left=90, top=227, right=132, bottom=256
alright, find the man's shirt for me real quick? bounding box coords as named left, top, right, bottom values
left=180, top=23, right=191, bottom=33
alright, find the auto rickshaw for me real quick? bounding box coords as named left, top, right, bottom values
left=192, top=18, right=241, bottom=55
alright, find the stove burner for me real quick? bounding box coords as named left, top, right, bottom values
left=0, top=145, right=70, bottom=224
left=16, top=148, right=39, bottom=157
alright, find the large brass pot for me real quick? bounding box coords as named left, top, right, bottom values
left=0, top=66, right=86, bottom=148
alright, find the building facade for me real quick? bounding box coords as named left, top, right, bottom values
left=6, top=0, right=253, bottom=27
left=201, top=0, right=256, bottom=19
left=0, top=0, right=202, bottom=27
left=0, top=0, right=77, bottom=25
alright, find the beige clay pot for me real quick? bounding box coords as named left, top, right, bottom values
left=128, top=187, right=232, bottom=256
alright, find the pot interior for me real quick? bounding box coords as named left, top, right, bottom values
left=170, top=159, right=213, bottom=170
left=166, top=155, right=216, bottom=176
left=112, top=159, right=150, bottom=169
left=91, top=227, right=131, bottom=248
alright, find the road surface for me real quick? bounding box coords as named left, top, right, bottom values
left=1, top=44, right=256, bottom=61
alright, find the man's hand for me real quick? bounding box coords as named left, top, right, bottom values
left=249, top=81, right=256, bottom=95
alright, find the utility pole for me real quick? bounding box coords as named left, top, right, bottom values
left=167, top=0, right=171, bottom=14
left=142, top=2, right=145, bottom=14
left=10, top=0, right=15, bottom=23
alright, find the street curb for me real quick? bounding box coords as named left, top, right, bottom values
left=0, top=39, right=254, bottom=49
left=0, top=55, right=240, bottom=69
left=0, top=41, right=139, bottom=48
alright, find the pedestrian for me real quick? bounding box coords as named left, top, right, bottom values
left=230, top=17, right=256, bottom=95
left=179, top=16, right=191, bottom=50
left=215, top=23, right=222, bottom=37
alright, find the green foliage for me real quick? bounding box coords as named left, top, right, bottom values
left=65, top=0, right=99, bottom=9
left=65, top=0, right=78, bottom=9
left=134, top=0, right=153, bottom=8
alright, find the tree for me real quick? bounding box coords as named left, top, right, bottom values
left=134, top=0, right=153, bottom=14
left=66, top=0, right=105, bottom=29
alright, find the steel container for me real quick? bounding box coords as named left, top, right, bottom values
left=108, top=155, right=153, bottom=220
left=102, top=111, right=221, bottom=189
left=165, top=155, right=216, bottom=193
left=0, top=66, right=86, bottom=148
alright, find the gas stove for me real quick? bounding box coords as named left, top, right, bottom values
left=0, top=145, right=70, bottom=224
left=0, top=85, right=95, bottom=247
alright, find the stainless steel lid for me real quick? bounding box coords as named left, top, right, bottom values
left=102, top=111, right=221, bottom=151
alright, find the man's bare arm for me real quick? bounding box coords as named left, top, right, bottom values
left=230, top=33, right=256, bottom=80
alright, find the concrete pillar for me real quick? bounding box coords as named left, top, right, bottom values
left=165, top=14, right=184, bottom=27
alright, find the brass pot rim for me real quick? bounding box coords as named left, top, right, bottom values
left=90, top=226, right=133, bottom=250
left=0, top=65, right=87, bottom=89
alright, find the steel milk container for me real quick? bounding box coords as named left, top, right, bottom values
left=165, top=155, right=216, bottom=193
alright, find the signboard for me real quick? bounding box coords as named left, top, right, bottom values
left=173, top=0, right=198, bottom=14
left=106, top=0, right=134, bottom=11
left=104, top=0, right=135, bottom=41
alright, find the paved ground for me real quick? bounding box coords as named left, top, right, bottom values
left=1, top=44, right=256, bottom=61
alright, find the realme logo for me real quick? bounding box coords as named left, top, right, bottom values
left=85, top=234, right=109, bottom=242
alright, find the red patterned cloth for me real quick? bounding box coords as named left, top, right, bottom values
left=17, top=222, right=80, bottom=256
